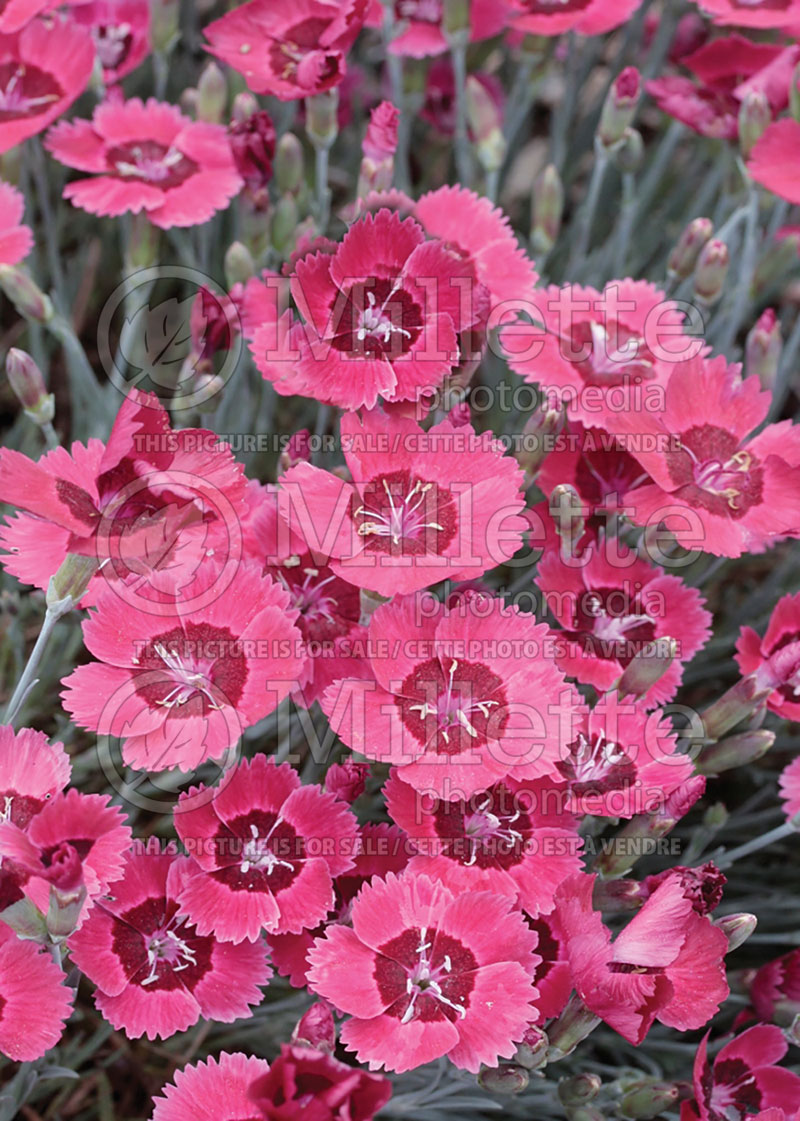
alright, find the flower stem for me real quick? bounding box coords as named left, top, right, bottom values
left=314, top=143, right=331, bottom=235
left=3, top=603, right=64, bottom=727
left=715, top=179, right=761, bottom=354
left=450, top=34, right=473, bottom=187
left=717, top=818, right=800, bottom=870
left=567, top=140, right=609, bottom=275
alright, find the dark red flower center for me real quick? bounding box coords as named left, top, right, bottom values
left=665, top=424, right=763, bottom=519
left=565, top=319, right=656, bottom=387
left=432, top=783, right=531, bottom=869
left=705, top=1058, right=762, bottom=1121
left=729, top=0, right=791, bottom=9
left=112, top=895, right=213, bottom=991
left=211, top=809, right=304, bottom=895
left=396, top=656, right=507, bottom=756
left=279, top=564, right=359, bottom=643
left=375, top=925, right=477, bottom=1022
left=574, top=444, right=645, bottom=509
left=520, top=0, right=593, bottom=13
left=0, top=62, right=62, bottom=121
left=568, top=586, right=656, bottom=667
left=352, top=469, right=457, bottom=556
left=557, top=731, right=636, bottom=797
left=0, top=789, right=45, bottom=829
left=133, top=622, right=248, bottom=715
left=332, top=278, right=423, bottom=359
left=106, top=140, right=198, bottom=188
left=269, top=19, right=342, bottom=89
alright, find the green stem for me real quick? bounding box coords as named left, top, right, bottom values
left=717, top=818, right=799, bottom=870
left=450, top=34, right=473, bottom=187
left=3, top=603, right=64, bottom=727
left=567, top=142, right=609, bottom=275
left=314, top=143, right=331, bottom=235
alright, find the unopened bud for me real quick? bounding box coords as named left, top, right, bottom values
left=231, top=91, right=259, bottom=124
left=325, top=760, right=369, bottom=804
left=306, top=89, right=339, bottom=151
left=715, top=912, right=758, bottom=952
left=703, top=802, right=728, bottom=829
left=150, top=0, right=179, bottom=53
left=275, top=133, right=304, bottom=194
left=746, top=308, right=782, bottom=391
left=755, top=232, right=800, bottom=292
left=0, top=266, right=53, bottom=322
left=619, top=1080, right=681, bottom=1120
left=549, top=484, right=586, bottom=549
left=514, top=1025, right=549, bottom=1070
left=610, top=127, right=644, bottom=174
left=617, top=637, right=677, bottom=699
left=567, top=1110, right=604, bottom=1121
left=558, top=1074, right=602, bottom=1107
left=739, top=90, right=771, bottom=158
left=517, top=406, right=561, bottom=478
left=466, top=76, right=505, bottom=172
left=667, top=217, right=713, bottom=280
left=46, top=845, right=87, bottom=941
left=443, top=0, right=470, bottom=36
left=271, top=194, right=299, bottom=255
left=546, top=994, right=601, bottom=1060
left=696, top=729, right=775, bottom=775
left=47, top=554, right=99, bottom=613
left=477, top=1064, right=529, bottom=1095
left=224, top=241, right=255, bottom=288
left=532, top=164, right=564, bottom=254
left=6, top=348, right=55, bottom=426
left=694, top=239, right=729, bottom=305
left=701, top=674, right=771, bottom=740
left=196, top=61, right=227, bottom=123
left=598, top=67, right=641, bottom=148
left=292, top=1001, right=336, bottom=1052
left=591, top=876, right=644, bottom=912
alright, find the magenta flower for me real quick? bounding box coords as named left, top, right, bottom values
left=172, top=757, right=359, bottom=943
left=749, top=119, right=800, bottom=205
left=0, top=725, right=71, bottom=829
left=681, top=1024, right=800, bottom=1121
left=736, top=591, right=800, bottom=722
left=779, top=757, right=800, bottom=822
left=365, top=0, right=510, bottom=59
left=537, top=538, right=711, bottom=705
left=277, top=409, right=528, bottom=597
left=0, top=180, right=31, bottom=265
left=605, top=354, right=800, bottom=557
left=152, top=1052, right=271, bottom=1121
left=697, top=0, right=800, bottom=29
left=204, top=0, right=367, bottom=101
left=70, top=0, right=151, bottom=83
left=385, top=771, right=582, bottom=916
left=67, top=847, right=270, bottom=1040
left=307, top=871, right=540, bottom=1073
left=0, top=15, right=94, bottom=153
left=0, top=1, right=58, bottom=34
left=555, top=871, right=729, bottom=1045
left=46, top=97, right=243, bottom=227
left=61, top=563, right=305, bottom=773
left=500, top=280, right=703, bottom=426
left=252, top=209, right=482, bottom=410
left=0, top=923, right=72, bottom=1060
left=248, top=1044, right=392, bottom=1120
left=508, top=0, right=643, bottom=37
left=750, top=948, right=800, bottom=1026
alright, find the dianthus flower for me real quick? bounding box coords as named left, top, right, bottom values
left=151, top=1053, right=271, bottom=1121
left=749, top=119, right=800, bottom=206
left=779, top=757, right=800, bottom=821
left=0, top=923, right=73, bottom=1060
left=508, top=0, right=644, bottom=37
left=0, top=1, right=56, bottom=33
left=365, top=0, right=510, bottom=59
left=736, top=592, right=800, bottom=721
left=70, top=0, right=151, bottom=83
left=249, top=1044, right=393, bottom=1120
left=0, top=181, right=31, bottom=265
left=697, top=0, right=800, bottom=28
left=681, top=1025, right=800, bottom=1121
left=750, top=948, right=800, bottom=1026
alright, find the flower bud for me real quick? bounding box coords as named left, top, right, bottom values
left=47, top=554, right=99, bottom=613
left=739, top=90, right=771, bottom=159
left=598, top=67, right=641, bottom=149
left=746, top=308, right=782, bottom=391
left=531, top=164, right=564, bottom=254
left=46, top=844, right=87, bottom=941
left=693, top=239, right=729, bottom=305
left=224, top=241, right=255, bottom=288
left=704, top=802, right=728, bottom=828
left=6, top=348, right=55, bottom=427
left=466, top=76, right=505, bottom=173
left=715, top=912, right=758, bottom=952
left=292, top=1001, right=336, bottom=1052
left=591, top=876, right=644, bottom=912
left=700, top=673, right=771, bottom=740
left=306, top=89, right=339, bottom=151
left=478, top=1064, right=530, bottom=1095
left=696, top=729, right=775, bottom=775
left=514, top=1025, right=549, bottom=1070
left=610, top=127, right=644, bottom=174
left=275, top=133, right=304, bottom=195
left=150, top=0, right=179, bottom=53
left=230, top=109, right=276, bottom=203
left=558, top=1074, right=602, bottom=1106
left=546, top=993, right=601, bottom=1060
left=549, top=484, right=586, bottom=550
left=667, top=217, right=713, bottom=280
left=617, top=637, right=677, bottom=699
left=271, top=194, right=299, bottom=255
left=567, top=1110, right=605, bottom=1121
left=595, top=776, right=706, bottom=879
left=232, top=91, right=259, bottom=124
left=0, top=266, right=53, bottom=322
left=196, top=61, right=227, bottom=123
left=443, top=0, right=470, bottom=37
left=325, top=761, right=369, bottom=804
left=619, top=1080, right=680, bottom=1120
left=516, top=406, right=561, bottom=478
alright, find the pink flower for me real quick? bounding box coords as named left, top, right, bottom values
left=508, top=0, right=643, bottom=37
left=172, top=757, right=359, bottom=943
left=698, top=0, right=800, bottom=29
left=414, top=185, right=539, bottom=311
left=0, top=16, right=95, bottom=153
left=552, top=695, right=696, bottom=818
left=61, top=564, right=305, bottom=773
left=554, top=871, right=729, bottom=1045
left=248, top=1044, right=392, bottom=1120
left=500, top=280, right=703, bottom=426
left=750, top=949, right=800, bottom=1026
left=374, top=0, right=510, bottom=59
left=229, top=108, right=275, bottom=202
left=779, top=757, right=800, bottom=821
left=749, top=119, right=800, bottom=205
left=152, top=1052, right=271, bottom=1121
left=0, top=725, right=71, bottom=829
left=0, top=180, right=32, bottom=265
left=537, top=537, right=711, bottom=705
left=251, top=209, right=481, bottom=410
left=0, top=388, right=247, bottom=599
left=363, top=99, right=398, bottom=160
left=70, top=0, right=151, bottom=83
left=0, top=923, right=72, bottom=1060
left=204, top=0, right=367, bottom=101
left=67, top=846, right=270, bottom=1040
left=385, top=771, right=582, bottom=916
left=46, top=97, right=243, bottom=227
left=528, top=915, right=572, bottom=1020
left=324, top=590, right=582, bottom=799
left=325, top=760, right=370, bottom=803
left=681, top=1025, right=800, bottom=1121
left=736, top=592, right=800, bottom=721
left=604, top=354, right=800, bottom=557
left=307, top=871, right=540, bottom=1073
left=0, top=0, right=57, bottom=34
left=277, top=409, right=528, bottom=597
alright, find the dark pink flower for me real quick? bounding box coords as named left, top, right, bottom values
left=363, top=99, right=398, bottom=161
left=750, top=949, right=800, bottom=1026
left=698, top=0, right=800, bottom=29
left=204, top=0, right=368, bottom=101
left=528, top=915, right=572, bottom=1021
left=229, top=108, right=276, bottom=201
left=605, top=354, right=800, bottom=557
left=172, top=757, right=359, bottom=943
left=325, top=760, right=370, bottom=803
left=0, top=15, right=95, bottom=153
left=377, top=0, right=510, bottom=58
left=67, top=847, right=270, bottom=1040
left=779, top=757, right=800, bottom=821
left=0, top=923, right=72, bottom=1060
left=749, top=119, right=800, bottom=205
left=70, top=0, right=151, bottom=83
left=736, top=592, right=800, bottom=721
left=248, top=1044, right=392, bottom=1120
left=323, top=590, right=582, bottom=798
left=641, top=862, right=727, bottom=916
left=555, top=871, right=729, bottom=1045
left=307, top=871, right=540, bottom=1073
left=681, top=1025, right=800, bottom=1121
left=46, top=97, right=243, bottom=227
left=0, top=0, right=57, bottom=34
left=0, top=180, right=31, bottom=264
left=537, top=538, right=711, bottom=706
left=152, top=1052, right=271, bottom=1121
left=0, top=725, right=71, bottom=830
left=276, top=409, right=528, bottom=597
left=252, top=208, right=482, bottom=410
left=61, top=564, right=305, bottom=773
left=508, top=0, right=643, bottom=37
